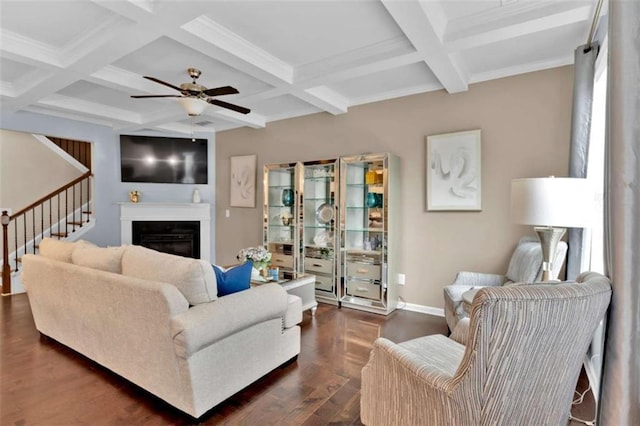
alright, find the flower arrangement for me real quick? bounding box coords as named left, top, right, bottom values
left=237, top=246, right=271, bottom=271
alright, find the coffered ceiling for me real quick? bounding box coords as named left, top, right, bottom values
left=0, top=0, right=599, bottom=135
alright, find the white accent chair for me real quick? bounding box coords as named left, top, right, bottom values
left=443, top=236, right=567, bottom=332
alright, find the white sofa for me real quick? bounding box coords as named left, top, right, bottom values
left=21, top=238, right=302, bottom=418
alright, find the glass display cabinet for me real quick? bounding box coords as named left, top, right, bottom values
left=263, top=162, right=302, bottom=280
left=301, top=159, right=340, bottom=304
left=340, top=153, right=399, bottom=315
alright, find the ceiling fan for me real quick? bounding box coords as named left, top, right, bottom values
left=131, top=68, right=251, bottom=115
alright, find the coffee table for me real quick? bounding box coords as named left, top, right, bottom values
left=252, top=274, right=318, bottom=315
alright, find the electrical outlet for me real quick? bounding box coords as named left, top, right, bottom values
left=225, top=209, right=230, bottom=218
left=397, top=273, right=406, bottom=285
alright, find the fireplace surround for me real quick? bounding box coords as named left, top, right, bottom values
left=120, top=202, right=211, bottom=260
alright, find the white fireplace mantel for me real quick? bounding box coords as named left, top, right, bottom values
left=119, top=202, right=211, bottom=261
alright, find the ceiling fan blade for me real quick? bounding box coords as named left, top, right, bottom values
left=131, top=95, right=182, bottom=98
left=208, top=99, right=251, bottom=114
left=203, top=86, right=239, bottom=96
left=143, top=76, right=184, bottom=92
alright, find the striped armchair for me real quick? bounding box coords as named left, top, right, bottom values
left=361, top=272, right=611, bottom=426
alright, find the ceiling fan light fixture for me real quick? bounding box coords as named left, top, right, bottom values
left=178, top=96, right=208, bottom=116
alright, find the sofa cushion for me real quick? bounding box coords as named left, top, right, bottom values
left=121, top=245, right=217, bottom=305
left=39, top=238, right=95, bottom=263
left=71, top=245, right=125, bottom=274
left=213, top=262, right=252, bottom=297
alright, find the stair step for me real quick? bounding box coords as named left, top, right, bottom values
left=83, top=211, right=92, bottom=215
left=67, top=221, right=84, bottom=226
left=16, top=257, right=22, bottom=263
left=50, top=232, right=68, bottom=238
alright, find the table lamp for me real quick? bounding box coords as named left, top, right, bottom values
left=511, top=177, right=593, bottom=281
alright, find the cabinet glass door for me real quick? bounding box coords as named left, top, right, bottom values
left=264, top=163, right=301, bottom=280
left=302, top=160, right=339, bottom=302
left=341, top=154, right=388, bottom=310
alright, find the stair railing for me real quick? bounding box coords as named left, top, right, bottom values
left=1, top=171, right=92, bottom=295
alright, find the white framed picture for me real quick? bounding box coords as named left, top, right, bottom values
left=230, top=155, right=257, bottom=208
left=426, top=129, right=482, bottom=211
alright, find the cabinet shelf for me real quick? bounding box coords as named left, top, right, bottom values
left=305, top=244, right=334, bottom=250
left=345, top=228, right=386, bottom=233
left=268, top=204, right=294, bottom=209
left=346, top=183, right=383, bottom=188
left=268, top=240, right=294, bottom=245
left=345, top=206, right=383, bottom=210
left=268, top=184, right=294, bottom=190
left=305, top=176, right=333, bottom=182
left=303, top=224, right=333, bottom=229
left=304, top=197, right=335, bottom=201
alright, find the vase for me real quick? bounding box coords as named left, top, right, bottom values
left=366, top=192, right=377, bottom=208
left=282, top=188, right=294, bottom=206
left=129, top=190, right=140, bottom=203
left=251, top=267, right=262, bottom=281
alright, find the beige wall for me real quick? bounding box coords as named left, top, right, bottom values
left=216, top=66, right=573, bottom=309
left=0, top=129, right=83, bottom=212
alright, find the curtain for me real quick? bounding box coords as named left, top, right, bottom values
left=598, top=0, right=640, bottom=424
left=567, top=43, right=598, bottom=281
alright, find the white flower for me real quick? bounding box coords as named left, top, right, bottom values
left=237, top=246, right=272, bottom=264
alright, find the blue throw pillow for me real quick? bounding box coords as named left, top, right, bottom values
left=213, top=261, right=252, bottom=297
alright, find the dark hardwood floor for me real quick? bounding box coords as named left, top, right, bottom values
left=1, top=294, right=594, bottom=425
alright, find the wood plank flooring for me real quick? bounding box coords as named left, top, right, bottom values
left=1, top=294, right=595, bottom=425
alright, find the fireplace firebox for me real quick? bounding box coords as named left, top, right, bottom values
left=132, top=221, right=200, bottom=259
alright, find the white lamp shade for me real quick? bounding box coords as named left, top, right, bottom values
left=511, top=177, right=594, bottom=228
left=178, top=97, right=208, bottom=116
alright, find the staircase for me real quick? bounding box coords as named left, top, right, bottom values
left=1, top=136, right=94, bottom=296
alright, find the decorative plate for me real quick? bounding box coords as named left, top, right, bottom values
left=316, top=203, right=334, bottom=224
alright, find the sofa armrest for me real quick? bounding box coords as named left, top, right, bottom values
left=170, top=284, right=288, bottom=358
left=284, top=295, right=302, bottom=329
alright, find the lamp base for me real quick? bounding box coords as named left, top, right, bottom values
left=534, top=226, right=566, bottom=281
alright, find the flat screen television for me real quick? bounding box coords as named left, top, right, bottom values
left=120, top=134, right=208, bottom=184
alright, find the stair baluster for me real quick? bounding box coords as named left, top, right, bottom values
left=0, top=172, right=93, bottom=295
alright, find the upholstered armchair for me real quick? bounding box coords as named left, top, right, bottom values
left=361, top=272, right=611, bottom=426
left=443, top=236, right=567, bottom=332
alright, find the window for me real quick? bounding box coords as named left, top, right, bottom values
left=586, top=41, right=608, bottom=273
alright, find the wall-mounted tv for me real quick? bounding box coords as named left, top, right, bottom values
left=120, top=135, right=208, bottom=184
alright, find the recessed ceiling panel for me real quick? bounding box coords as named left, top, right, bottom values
left=57, top=80, right=171, bottom=114
left=440, top=0, right=503, bottom=22
left=0, top=1, right=114, bottom=49
left=113, top=37, right=273, bottom=97
left=250, top=95, right=321, bottom=120
left=328, top=62, right=440, bottom=101
left=199, top=1, right=404, bottom=66
left=463, top=22, right=586, bottom=78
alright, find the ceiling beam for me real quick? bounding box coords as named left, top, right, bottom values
left=381, top=0, right=468, bottom=93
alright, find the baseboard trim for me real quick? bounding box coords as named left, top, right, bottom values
left=400, top=303, right=444, bottom=317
